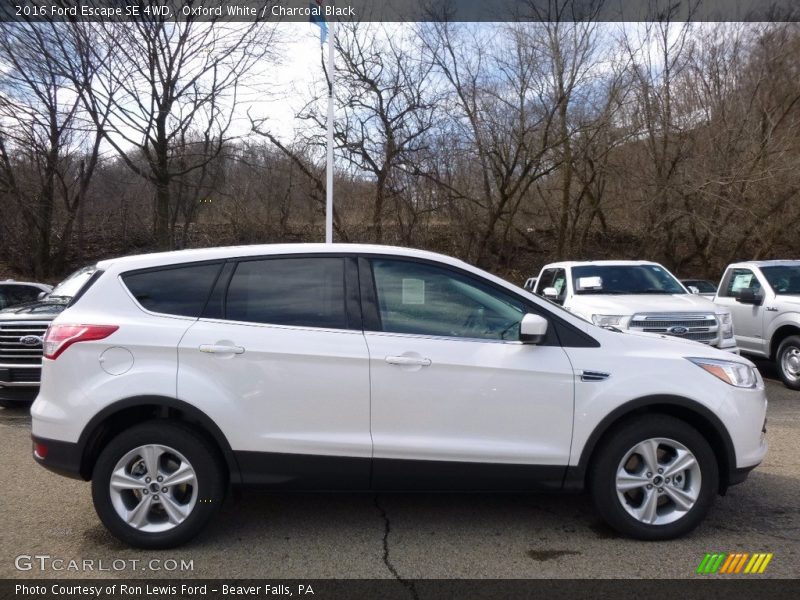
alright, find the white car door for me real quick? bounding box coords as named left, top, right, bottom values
left=362, top=257, right=575, bottom=490
left=716, top=268, right=766, bottom=354
left=177, top=256, right=371, bottom=488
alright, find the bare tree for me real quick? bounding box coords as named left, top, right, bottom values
left=619, top=18, right=698, bottom=267
left=680, top=23, right=800, bottom=271
left=327, top=22, right=439, bottom=243
left=417, top=21, right=567, bottom=266
left=0, top=22, right=105, bottom=276
left=73, top=13, right=278, bottom=249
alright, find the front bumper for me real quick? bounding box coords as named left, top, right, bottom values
left=0, top=385, right=39, bottom=403
left=31, top=435, right=85, bottom=480
left=717, top=337, right=740, bottom=353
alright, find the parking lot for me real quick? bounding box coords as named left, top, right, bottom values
left=1, top=362, right=797, bottom=580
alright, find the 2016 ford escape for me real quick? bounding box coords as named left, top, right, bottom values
left=31, top=244, right=767, bottom=548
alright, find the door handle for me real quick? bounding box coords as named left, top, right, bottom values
left=199, top=344, right=245, bottom=355
left=385, top=355, right=432, bottom=367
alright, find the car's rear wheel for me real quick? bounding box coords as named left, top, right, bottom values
left=590, top=415, right=718, bottom=540
left=776, top=335, right=800, bottom=390
left=91, top=421, right=226, bottom=548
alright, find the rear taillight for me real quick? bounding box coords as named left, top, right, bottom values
left=43, top=324, right=119, bottom=360
left=33, top=441, right=48, bottom=459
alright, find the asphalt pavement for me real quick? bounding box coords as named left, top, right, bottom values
left=1, top=363, right=797, bottom=580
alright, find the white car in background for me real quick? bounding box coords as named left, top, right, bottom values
left=714, top=260, right=800, bottom=389
left=532, top=261, right=738, bottom=352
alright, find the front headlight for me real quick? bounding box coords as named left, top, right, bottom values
left=592, top=314, right=625, bottom=327
left=716, top=312, right=734, bottom=339
left=687, top=357, right=759, bottom=388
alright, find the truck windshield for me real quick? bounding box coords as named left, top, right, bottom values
left=49, top=265, right=97, bottom=299
left=684, top=280, right=716, bottom=293
left=760, top=265, right=800, bottom=295
left=572, top=264, right=686, bottom=295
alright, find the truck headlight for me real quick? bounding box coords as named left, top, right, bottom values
left=592, top=314, right=625, bottom=327
left=716, top=311, right=734, bottom=339
left=687, top=357, right=759, bottom=388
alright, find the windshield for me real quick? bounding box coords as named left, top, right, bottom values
left=572, top=264, right=686, bottom=295
left=685, top=280, right=717, bottom=293
left=761, top=265, right=800, bottom=295
left=50, top=265, right=97, bottom=299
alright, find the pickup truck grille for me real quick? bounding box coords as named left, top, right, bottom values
left=628, top=313, right=719, bottom=345
left=0, top=367, right=40, bottom=383
left=0, top=322, right=48, bottom=372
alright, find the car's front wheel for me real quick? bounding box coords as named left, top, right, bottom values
left=776, top=335, right=800, bottom=390
left=91, top=421, right=226, bottom=549
left=590, top=415, right=718, bottom=540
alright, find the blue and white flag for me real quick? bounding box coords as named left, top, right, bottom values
left=310, top=0, right=328, bottom=45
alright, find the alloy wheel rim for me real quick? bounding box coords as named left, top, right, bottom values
left=781, top=346, right=800, bottom=382
left=108, top=444, right=198, bottom=533
left=615, top=437, right=701, bottom=526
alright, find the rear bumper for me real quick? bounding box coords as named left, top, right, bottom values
left=31, top=435, right=85, bottom=480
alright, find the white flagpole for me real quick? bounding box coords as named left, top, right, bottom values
left=325, top=18, right=335, bottom=244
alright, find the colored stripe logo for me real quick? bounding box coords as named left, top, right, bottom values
left=697, top=552, right=773, bottom=574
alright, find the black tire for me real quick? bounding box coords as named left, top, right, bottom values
left=776, top=335, right=800, bottom=390
left=91, top=420, right=226, bottom=549
left=589, top=415, right=718, bottom=540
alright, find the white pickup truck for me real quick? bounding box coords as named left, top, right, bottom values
left=532, top=260, right=738, bottom=352
left=713, top=260, right=800, bottom=389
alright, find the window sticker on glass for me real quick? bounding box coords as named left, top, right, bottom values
left=402, top=278, right=425, bottom=304
left=731, top=273, right=753, bottom=293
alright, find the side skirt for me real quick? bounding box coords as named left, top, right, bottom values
left=234, top=451, right=568, bottom=492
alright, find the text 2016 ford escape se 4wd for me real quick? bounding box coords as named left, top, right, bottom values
left=31, top=245, right=767, bottom=548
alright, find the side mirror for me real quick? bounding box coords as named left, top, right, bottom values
left=576, top=276, right=603, bottom=291
left=736, top=288, right=763, bottom=306
left=688, top=286, right=700, bottom=294
left=520, top=313, right=548, bottom=344
left=542, top=287, right=558, bottom=299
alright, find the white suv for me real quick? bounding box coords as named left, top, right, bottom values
left=31, top=245, right=767, bottom=548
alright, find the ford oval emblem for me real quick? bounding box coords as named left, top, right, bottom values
left=19, top=335, right=43, bottom=347
left=668, top=326, right=689, bottom=336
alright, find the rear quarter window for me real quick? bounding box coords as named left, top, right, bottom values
left=121, top=263, right=222, bottom=317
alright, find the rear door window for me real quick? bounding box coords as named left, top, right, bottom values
left=225, top=257, right=347, bottom=329
left=122, top=263, right=222, bottom=317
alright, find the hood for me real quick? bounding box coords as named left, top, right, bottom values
left=571, top=293, right=722, bottom=317
left=0, top=297, right=68, bottom=318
